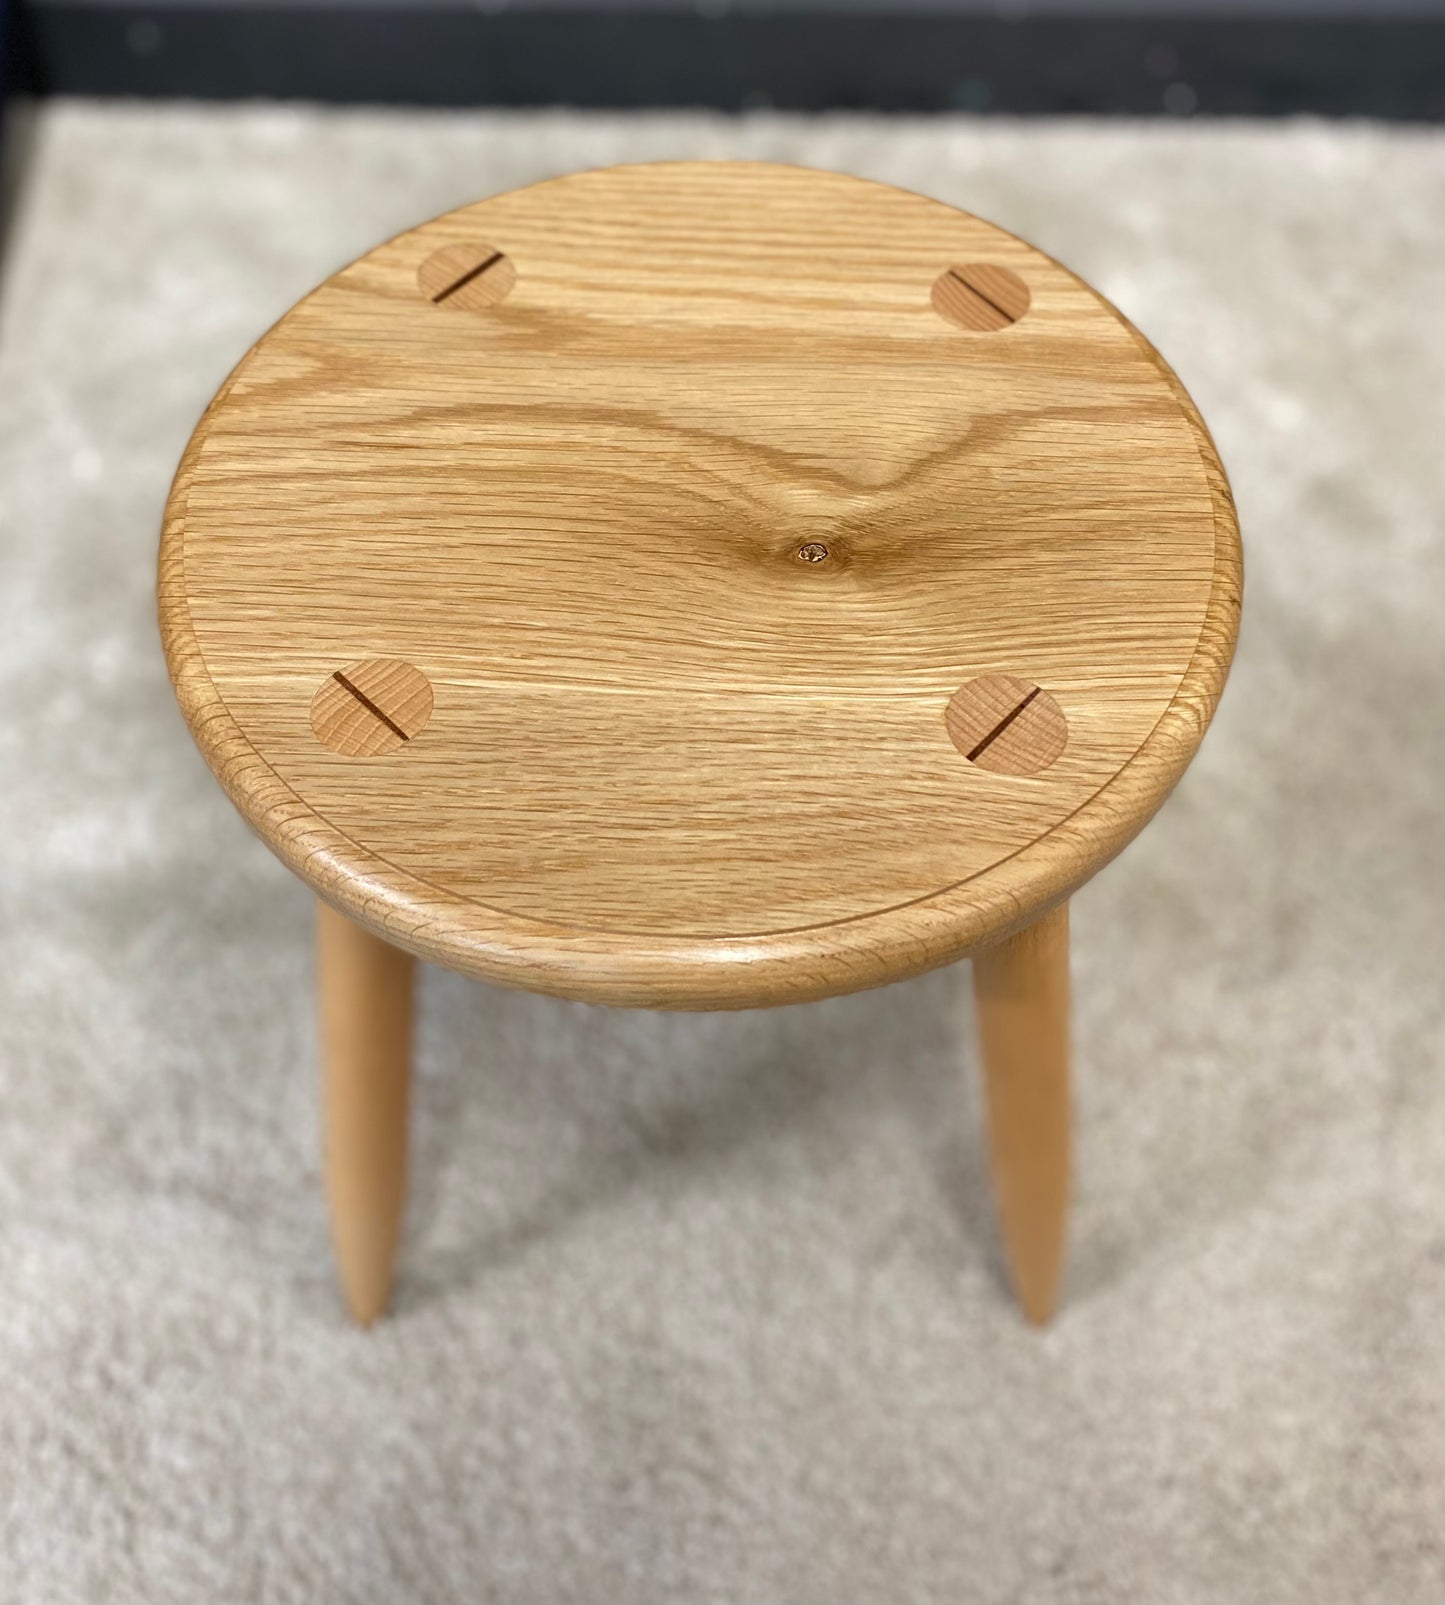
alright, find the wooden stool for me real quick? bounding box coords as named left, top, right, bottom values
left=159, top=163, right=1241, bottom=1326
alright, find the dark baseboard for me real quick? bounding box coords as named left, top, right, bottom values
left=9, top=4, right=1444, bottom=120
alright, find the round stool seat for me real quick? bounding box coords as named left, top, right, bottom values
left=160, top=162, right=1240, bottom=1009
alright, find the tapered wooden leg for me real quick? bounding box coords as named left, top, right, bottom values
left=972, top=902, right=1071, bottom=1325
left=317, top=900, right=413, bottom=1326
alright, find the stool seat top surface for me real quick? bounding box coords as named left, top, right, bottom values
left=160, top=162, right=1240, bottom=1009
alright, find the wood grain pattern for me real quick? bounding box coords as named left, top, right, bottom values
left=310, top=658, right=434, bottom=757
left=158, top=162, right=1241, bottom=1009
left=931, top=262, right=1031, bottom=331
left=945, top=674, right=1069, bottom=775
left=973, top=902, right=1071, bottom=1324
left=417, top=242, right=516, bottom=309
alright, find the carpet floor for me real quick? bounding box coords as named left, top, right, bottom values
left=0, top=103, right=1440, bottom=1605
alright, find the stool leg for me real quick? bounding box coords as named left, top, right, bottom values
left=317, top=900, right=413, bottom=1326
left=972, top=902, right=1070, bottom=1325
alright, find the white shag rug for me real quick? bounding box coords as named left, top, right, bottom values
left=0, top=103, right=1440, bottom=1605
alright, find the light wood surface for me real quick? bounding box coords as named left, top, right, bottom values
left=417, top=242, right=517, bottom=310
left=931, top=262, right=1031, bottom=331
left=159, top=162, right=1241, bottom=1009
left=309, top=657, right=434, bottom=757
left=317, top=900, right=413, bottom=1325
left=973, top=902, right=1071, bottom=1324
left=944, top=673, right=1069, bottom=776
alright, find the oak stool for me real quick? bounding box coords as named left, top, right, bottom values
left=159, top=163, right=1241, bottom=1326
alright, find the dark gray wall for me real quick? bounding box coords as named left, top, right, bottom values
left=10, top=0, right=1444, bottom=117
